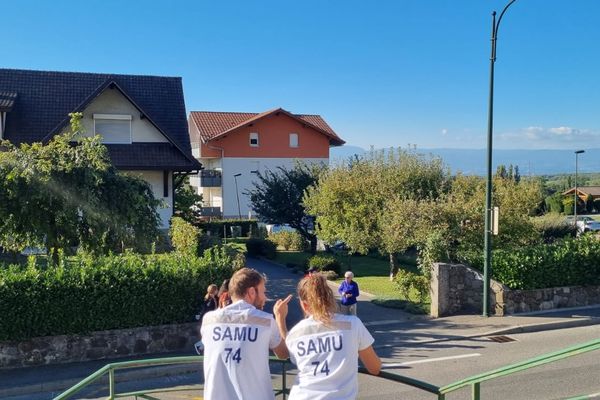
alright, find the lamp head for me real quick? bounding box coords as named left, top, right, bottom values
left=234, top=173, right=242, bottom=177
left=575, top=150, right=585, bottom=154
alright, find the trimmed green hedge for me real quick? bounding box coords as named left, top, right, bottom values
left=492, top=235, right=600, bottom=290
left=195, top=219, right=258, bottom=238
left=0, top=248, right=235, bottom=341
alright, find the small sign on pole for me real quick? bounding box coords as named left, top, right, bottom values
left=492, top=207, right=499, bottom=235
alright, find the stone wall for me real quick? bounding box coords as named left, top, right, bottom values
left=0, top=322, right=200, bottom=370
left=502, top=286, right=600, bottom=315
left=430, top=263, right=600, bottom=317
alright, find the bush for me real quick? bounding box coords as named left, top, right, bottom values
left=269, top=231, right=306, bottom=251
left=307, top=255, right=342, bottom=275
left=492, top=235, right=600, bottom=290
left=245, top=238, right=277, bottom=259
left=532, top=214, right=576, bottom=243
left=169, top=217, right=200, bottom=255
left=594, top=199, right=600, bottom=213
left=394, top=269, right=429, bottom=303
left=0, top=249, right=238, bottom=341
left=544, top=193, right=564, bottom=214
left=195, top=219, right=258, bottom=238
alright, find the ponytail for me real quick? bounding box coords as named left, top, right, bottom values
left=297, top=274, right=337, bottom=324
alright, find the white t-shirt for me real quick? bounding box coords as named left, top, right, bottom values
left=285, top=314, right=374, bottom=400
left=201, top=300, right=282, bottom=400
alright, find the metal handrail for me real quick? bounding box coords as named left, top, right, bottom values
left=53, top=355, right=289, bottom=400
left=437, top=338, right=600, bottom=399
left=53, top=338, right=600, bottom=400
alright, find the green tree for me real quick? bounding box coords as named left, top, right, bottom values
left=246, top=162, right=324, bottom=253
left=305, top=148, right=449, bottom=278
left=0, top=113, right=160, bottom=257
left=174, top=177, right=203, bottom=223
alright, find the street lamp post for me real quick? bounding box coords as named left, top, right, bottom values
left=233, top=173, right=242, bottom=219
left=574, top=150, right=585, bottom=224
left=483, top=0, right=517, bottom=317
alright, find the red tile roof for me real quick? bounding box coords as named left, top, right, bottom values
left=190, top=108, right=344, bottom=146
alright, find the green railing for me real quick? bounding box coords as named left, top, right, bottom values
left=52, top=355, right=289, bottom=400
left=54, top=338, right=600, bottom=400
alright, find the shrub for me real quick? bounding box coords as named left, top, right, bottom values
left=531, top=214, right=576, bottom=243
left=417, top=231, right=449, bottom=279
left=492, top=235, right=600, bottom=290
left=0, top=249, right=238, bottom=341
left=594, top=199, right=600, bottom=213
left=544, top=193, right=564, bottom=214
left=394, top=269, right=429, bottom=302
left=195, top=219, right=258, bottom=238
left=245, top=238, right=277, bottom=259
left=269, top=231, right=306, bottom=251
left=307, top=255, right=342, bottom=275
left=169, top=217, right=200, bottom=255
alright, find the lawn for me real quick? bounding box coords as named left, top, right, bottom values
left=274, top=250, right=429, bottom=314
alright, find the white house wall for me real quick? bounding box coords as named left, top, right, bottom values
left=124, top=170, right=173, bottom=229
left=78, top=89, right=169, bottom=143
left=221, top=157, right=328, bottom=219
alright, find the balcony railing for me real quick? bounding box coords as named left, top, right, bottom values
left=200, top=207, right=222, bottom=217
left=199, top=169, right=222, bottom=187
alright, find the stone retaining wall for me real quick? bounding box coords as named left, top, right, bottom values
left=0, top=322, right=200, bottom=369
left=430, top=262, right=600, bottom=317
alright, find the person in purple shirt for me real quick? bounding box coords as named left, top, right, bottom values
left=338, top=271, right=359, bottom=315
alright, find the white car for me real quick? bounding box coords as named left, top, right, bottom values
left=575, top=217, right=600, bottom=234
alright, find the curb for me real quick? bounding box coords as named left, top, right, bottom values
left=0, top=363, right=201, bottom=399
left=478, top=316, right=600, bottom=337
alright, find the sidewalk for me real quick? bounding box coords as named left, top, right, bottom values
left=2, top=257, right=599, bottom=399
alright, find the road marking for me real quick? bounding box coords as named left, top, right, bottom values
left=364, top=319, right=408, bottom=327
left=383, top=353, right=482, bottom=368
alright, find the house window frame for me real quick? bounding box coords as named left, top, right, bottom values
left=249, top=132, right=259, bottom=147
left=289, top=132, right=299, bottom=148
left=93, top=113, right=132, bottom=144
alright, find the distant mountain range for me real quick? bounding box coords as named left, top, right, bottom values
left=330, top=146, right=600, bottom=176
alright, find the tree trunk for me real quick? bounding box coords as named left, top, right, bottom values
left=309, top=235, right=317, bottom=255
left=389, top=253, right=398, bottom=281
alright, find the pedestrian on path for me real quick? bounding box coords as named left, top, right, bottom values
left=338, top=271, right=359, bottom=315
left=286, top=273, right=381, bottom=399
left=200, top=268, right=292, bottom=400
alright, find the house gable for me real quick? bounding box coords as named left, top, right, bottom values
left=190, top=108, right=344, bottom=159
left=75, top=87, right=168, bottom=144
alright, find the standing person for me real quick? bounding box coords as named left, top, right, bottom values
left=338, top=271, right=359, bottom=315
left=204, top=284, right=218, bottom=313
left=201, top=268, right=292, bottom=400
left=218, top=279, right=232, bottom=308
left=286, top=274, right=381, bottom=399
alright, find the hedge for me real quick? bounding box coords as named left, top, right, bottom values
left=492, top=235, right=600, bottom=290
left=195, top=219, right=258, bottom=238
left=0, top=247, right=236, bottom=341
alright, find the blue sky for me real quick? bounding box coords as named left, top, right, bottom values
left=4, top=0, right=600, bottom=150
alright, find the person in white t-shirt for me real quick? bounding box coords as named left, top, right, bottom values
left=201, top=267, right=292, bottom=400
left=285, top=273, right=381, bottom=400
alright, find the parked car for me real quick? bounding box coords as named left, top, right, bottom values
left=567, top=216, right=600, bottom=234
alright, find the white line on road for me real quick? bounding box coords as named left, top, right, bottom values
left=383, top=352, right=482, bottom=368
left=364, top=319, right=408, bottom=327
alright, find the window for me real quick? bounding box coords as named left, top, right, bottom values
left=93, top=114, right=132, bottom=144
left=289, top=133, right=298, bottom=148
left=249, top=132, right=259, bottom=147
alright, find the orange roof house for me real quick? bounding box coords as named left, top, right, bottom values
left=188, top=108, right=344, bottom=218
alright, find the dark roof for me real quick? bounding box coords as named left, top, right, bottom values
left=106, top=143, right=198, bottom=170
left=0, top=91, right=17, bottom=112
left=0, top=68, right=200, bottom=171
left=190, top=108, right=345, bottom=146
